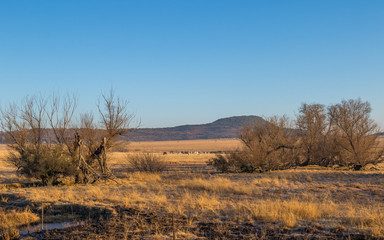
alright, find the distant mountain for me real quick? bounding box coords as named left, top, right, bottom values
left=124, top=116, right=265, bottom=141
left=0, top=116, right=265, bottom=143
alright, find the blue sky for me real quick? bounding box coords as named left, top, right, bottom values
left=0, top=1, right=383, bottom=128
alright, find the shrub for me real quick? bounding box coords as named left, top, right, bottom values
left=207, top=154, right=232, bottom=173
left=209, top=152, right=286, bottom=173
left=127, top=153, right=168, bottom=172
left=211, top=116, right=299, bottom=173
left=0, top=91, right=135, bottom=185
left=8, top=145, right=78, bottom=186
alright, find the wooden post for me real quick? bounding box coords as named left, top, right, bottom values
left=78, top=140, right=81, bottom=167
left=102, top=137, right=107, bottom=174
left=172, top=214, right=176, bottom=240
left=41, top=204, right=44, bottom=232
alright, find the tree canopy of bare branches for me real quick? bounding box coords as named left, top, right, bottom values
left=328, top=98, right=382, bottom=168
left=236, top=115, right=299, bottom=172
left=0, top=90, right=134, bottom=185
left=296, top=103, right=334, bottom=166
left=209, top=98, right=383, bottom=173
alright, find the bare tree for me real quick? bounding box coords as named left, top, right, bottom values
left=0, top=90, right=135, bottom=184
left=296, top=103, right=330, bottom=166
left=210, top=116, right=299, bottom=173
left=74, top=90, right=135, bottom=183
left=296, top=100, right=383, bottom=168
left=0, top=102, right=29, bottom=154
left=327, top=98, right=382, bottom=168
left=0, top=95, right=77, bottom=185
left=237, top=115, right=299, bottom=172
left=97, top=90, right=133, bottom=173
left=47, top=93, right=78, bottom=152
left=210, top=99, right=383, bottom=173
left=98, top=90, right=133, bottom=144
left=0, top=95, right=48, bottom=155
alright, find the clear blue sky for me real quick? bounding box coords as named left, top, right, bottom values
left=0, top=1, right=383, bottom=128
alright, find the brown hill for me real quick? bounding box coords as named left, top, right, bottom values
left=124, top=116, right=265, bottom=141
left=0, top=116, right=265, bottom=143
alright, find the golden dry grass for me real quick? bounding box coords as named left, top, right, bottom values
left=117, top=138, right=241, bottom=153
left=0, top=208, right=39, bottom=229
left=3, top=169, right=384, bottom=237
left=232, top=199, right=337, bottom=228
left=179, top=177, right=254, bottom=195
left=109, top=152, right=215, bottom=175
left=0, top=146, right=216, bottom=183
left=346, top=203, right=384, bottom=237
left=0, top=145, right=10, bottom=162
left=1, top=140, right=384, bottom=238
left=2, top=169, right=384, bottom=237
left=0, top=207, right=39, bottom=239
left=0, top=145, right=19, bottom=183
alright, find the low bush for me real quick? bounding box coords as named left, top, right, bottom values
left=8, top=145, right=78, bottom=186
left=209, top=150, right=295, bottom=173
left=127, top=153, right=168, bottom=172
left=207, top=154, right=232, bottom=173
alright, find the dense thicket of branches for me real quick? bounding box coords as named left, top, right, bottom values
left=210, top=99, right=383, bottom=173
left=0, top=91, right=134, bottom=185
left=327, top=99, right=382, bottom=168
left=237, top=116, right=299, bottom=172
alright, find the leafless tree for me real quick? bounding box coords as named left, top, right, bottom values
left=237, top=115, right=299, bottom=172
left=0, top=90, right=135, bottom=184
left=0, top=102, right=29, bottom=154
left=0, top=95, right=77, bottom=185
left=47, top=93, right=78, bottom=154
left=74, top=90, right=135, bottom=183
left=0, top=95, right=48, bottom=154
left=98, top=90, right=133, bottom=145
left=327, top=98, right=383, bottom=168
left=296, top=103, right=331, bottom=166
left=210, top=99, right=383, bottom=173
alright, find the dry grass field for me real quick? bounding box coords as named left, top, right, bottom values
left=0, top=145, right=19, bottom=184
left=115, top=138, right=242, bottom=153
left=1, top=139, right=384, bottom=239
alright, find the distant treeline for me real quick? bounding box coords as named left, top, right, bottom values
left=209, top=99, right=384, bottom=173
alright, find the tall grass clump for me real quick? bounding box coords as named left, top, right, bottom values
left=233, top=199, right=336, bottom=227
left=0, top=208, right=39, bottom=240
left=346, top=204, right=384, bottom=237
left=8, top=145, right=77, bottom=186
